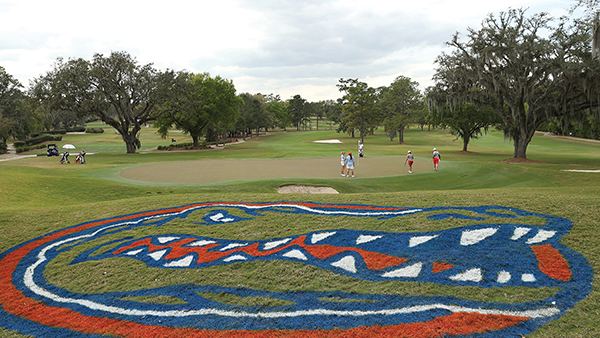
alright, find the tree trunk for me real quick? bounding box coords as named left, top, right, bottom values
left=122, top=133, right=138, bottom=154
left=462, top=135, right=470, bottom=151
left=513, top=130, right=535, bottom=158
left=119, top=124, right=142, bottom=154
left=398, top=127, right=404, bottom=144
left=192, top=135, right=200, bottom=148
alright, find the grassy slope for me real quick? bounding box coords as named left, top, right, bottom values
left=0, top=125, right=599, bottom=337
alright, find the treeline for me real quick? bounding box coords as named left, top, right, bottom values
left=3, top=3, right=600, bottom=157
left=0, top=56, right=345, bottom=154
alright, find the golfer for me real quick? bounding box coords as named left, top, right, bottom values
left=346, top=152, right=355, bottom=177
left=358, top=141, right=364, bottom=157
left=432, top=148, right=441, bottom=171
left=340, top=151, right=346, bottom=176
left=405, top=150, right=414, bottom=173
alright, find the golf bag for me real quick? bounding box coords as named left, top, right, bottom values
left=75, top=151, right=86, bottom=164
left=60, top=151, right=70, bottom=164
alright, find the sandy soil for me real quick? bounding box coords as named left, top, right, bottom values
left=277, top=184, right=339, bottom=194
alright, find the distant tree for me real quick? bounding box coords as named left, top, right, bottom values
left=318, top=99, right=340, bottom=130
left=265, top=94, right=290, bottom=130
left=288, top=94, right=308, bottom=130
left=253, top=93, right=274, bottom=132
left=435, top=100, right=500, bottom=151
left=337, top=78, right=379, bottom=142
left=156, top=73, right=242, bottom=147
left=379, top=76, right=423, bottom=144
left=237, top=93, right=264, bottom=138
left=31, top=51, right=184, bottom=153
left=303, top=102, right=318, bottom=130
left=0, top=66, right=26, bottom=142
left=312, top=101, right=324, bottom=130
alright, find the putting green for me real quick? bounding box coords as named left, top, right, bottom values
left=119, top=156, right=434, bottom=184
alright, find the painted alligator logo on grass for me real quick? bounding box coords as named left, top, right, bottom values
left=0, top=202, right=592, bottom=337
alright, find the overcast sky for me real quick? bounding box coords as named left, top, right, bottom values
left=0, top=0, right=574, bottom=101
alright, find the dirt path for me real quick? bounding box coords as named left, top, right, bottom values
left=0, top=144, right=37, bottom=162
left=119, top=156, right=433, bottom=184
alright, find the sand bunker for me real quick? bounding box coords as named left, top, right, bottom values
left=277, top=184, right=339, bottom=194
left=562, top=169, right=600, bottom=173
left=313, top=139, right=343, bottom=143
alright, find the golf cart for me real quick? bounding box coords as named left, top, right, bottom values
left=47, top=144, right=59, bottom=156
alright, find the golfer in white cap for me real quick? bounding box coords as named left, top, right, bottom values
left=432, top=148, right=441, bottom=171
left=405, top=150, right=414, bottom=173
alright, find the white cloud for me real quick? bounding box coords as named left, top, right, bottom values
left=0, top=0, right=573, bottom=100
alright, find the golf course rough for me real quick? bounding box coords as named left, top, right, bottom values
left=0, top=202, right=592, bottom=337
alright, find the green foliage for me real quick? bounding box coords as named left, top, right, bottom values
left=337, top=78, right=380, bottom=141
left=0, top=66, right=25, bottom=141
left=287, top=94, right=309, bottom=130
left=433, top=8, right=600, bottom=158
left=31, top=51, right=185, bottom=153
left=0, top=141, right=6, bottom=154
left=266, top=95, right=291, bottom=130
left=21, top=134, right=62, bottom=146
left=379, top=76, right=424, bottom=143
left=157, top=73, right=242, bottom=147
left=66, top=126, right=86, bottom=132
left=238, top=93, right=269, bottom=138
left=15, top=144, right=46, bottom=153
left=31, top=130, right=66, bottom=137
left=434, top=102, right=502, bottom=151
left=85, top=128, right=104, bottom=133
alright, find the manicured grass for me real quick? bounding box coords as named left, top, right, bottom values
left=1, top=124, right=599, bottom=337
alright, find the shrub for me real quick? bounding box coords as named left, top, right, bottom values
left=16, top=146, right=30, bottom=153
left=66, top=126, right=86, bottom=132
left=157, top=142, right=210, bottom=151
left=85, top=128, right=104, bottom=133
left=31, top=130, right=66, bottom=137
left=0, top=142, right=6, bottom=154
left=15, top=144, right=47, bottom=154
left=24, top=135, right=62, bottom=146
left=14, top=141, right=26, bottom=148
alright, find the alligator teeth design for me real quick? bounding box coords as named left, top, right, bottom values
left=82, top=221, right=574, bottom=288
left=1, top=202, right=592, bottom=338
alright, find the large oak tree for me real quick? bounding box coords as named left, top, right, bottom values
left=432, top=8, right=600, bottom=158
left=32, top=51, right=184, bottom=153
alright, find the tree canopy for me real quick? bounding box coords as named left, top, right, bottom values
left=31, top=51, right=184, bottom=153
left=156, top=73, right=242, bottom=147
left=337, top=78, right=379, bottom=142
left=0, top=66, right=25, bottom=143
left=379, top=76, right=423, bottom=144
left=431, top=8, right=600, bottom=158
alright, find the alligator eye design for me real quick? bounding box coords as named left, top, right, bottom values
left=0, top=202, right=592, bottom=337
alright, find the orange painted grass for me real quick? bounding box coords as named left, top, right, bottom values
left=531, top=244, right=572, bottom=281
